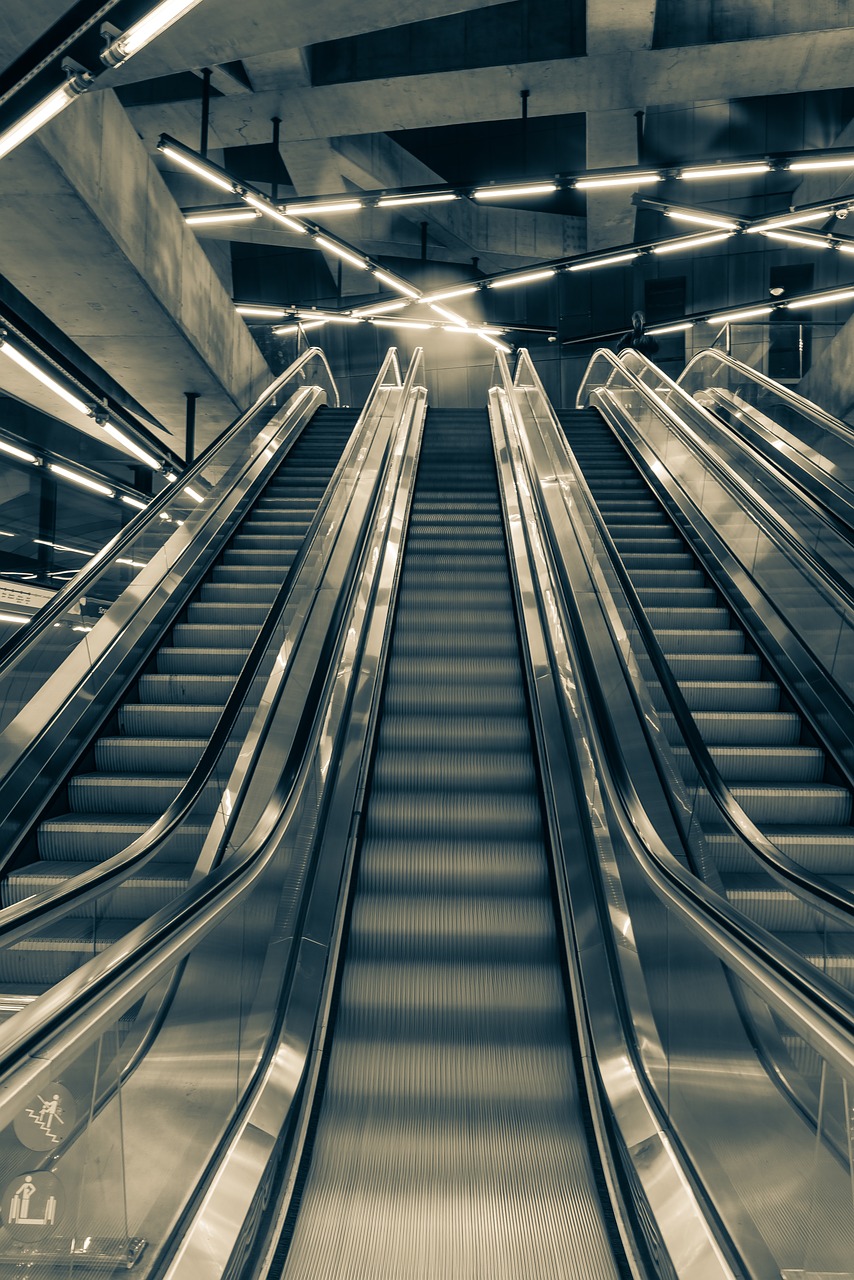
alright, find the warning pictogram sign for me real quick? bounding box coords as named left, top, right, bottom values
left=13, top=1083, right=76, bottom=1151
left=2, top=1172, right=65, bottom=1242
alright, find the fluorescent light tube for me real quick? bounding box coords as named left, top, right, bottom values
left=762, top=230, right=831, bottom=249
left=680, top=163, right=770, bottom=180
left=569, top=251, right=639, bottom=271
left=0, top=340, right=92, bottom=416
left=647, top=321, right=694, bottom=335
left=373, top=270, right=420, bottom=298
left=48, top=465, right=114, bottom=497
left=183, top=486, right=204, bottom=502
left=653, top=232, right=732, bottom=254
left=271, top=325, right=300, bottom=336
left=286, top=200, right=363, bottom=216
left=489, top=269, right=556, bottom=289
left=314, top=237, right=369, bottom=270
left=425, top=286, right=479, bottom=302
left=352, top=300, right=409, bottom=317
left=242, top=194, right=307, bottom=234
left=787, top=290, right=854, bottom=310
left=666, top=211, right=739, bottom=230
left=478, top=334, right=513, bottom=353
left=103, top=423, right=161, bottom=469
left=377, top=193, right=458, bottom=207
left=186, top=209, right=259, bottom=226
left=121, top=495, right=149, bottom=510
left=0, top=613, right=27, bottom=626
left=236, top=305, right=288, bottom=318
left=748, top=210, right=832, bottom=232
left=575, top=172, right=660, bottom=190
left=296, top=312, right=361, bottom=325
left=712, top=306, right=773, bottom=323
left=0, top=439, right=38, bottom=464
left=371, top=318, right=431, bottom=330
left=430, top=304, right=467, bottom=324
left=473, top=183, right=557, bottom=199
left=788, top=156, right=854, bottom=172
left=0, top=78, right=88, bottom=161
left=101, top=0, right=205, bottom=65
left=159, top=144, right=236, bottom=194
left=836, top=241, right=854, bottom=255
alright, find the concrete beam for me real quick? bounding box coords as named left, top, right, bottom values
left=0, top=91, right=270, bottom=455
left=126, top=27, right=854, bottom=149
left=586, top=0, right=657, bottom=55
left=585, top=109, right=640, bottom=251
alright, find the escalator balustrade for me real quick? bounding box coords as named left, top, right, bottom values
left=0, top=407, right=358, bottom=1001
left=559, top=406, right=854, bottom=988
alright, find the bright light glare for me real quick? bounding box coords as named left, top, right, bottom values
left=666, top=211, right=738, bottom=230
left=160, top=145, right=235, bottom=194
left=748, top=210, right=832, bottom=232
left=314, top=237, right=369, bottom=270
left=48, top=465, right=114, bottom=497
left=0, top=341, right=91, bottom=416
left=569, top=252, right=639, bottom=272
left=762, top=230, right=831, bottom=249
left=0, top=613, right=27, bottom=625
left=286, top=200, right=363, bottom=215
left=680, top=163, right=770, bottom=180
left=430, top=304, right=467, bottom=324
left=788, top=156, right=854, bottom=172
left=104, top=0, right=205, bottom=63
left=121, top=495, right=148, bottom=510
left=242, top=194, right=306, bottom=234
left=103, top=423, right=161, bottom=469
left=474, top=183, right=557, bottom=199
left=652, top=232, right=732, bottom=254
left=711, top=306, right=773, bottom=323
left=374, top=270, right=420, bottom=298
left=0, top=82, right=81, bottom=161
left=426, top=286, right=479, bottom=302
left=787, top=290, right=854, bottom=310
left=236, top=305, right=287, bottom=318
left=489, top=269, right=556, bottom=289
left=647, top=321, right=694, bottom=335
left=183, top=485, right=204, bottom=502
left=575, top=172, right=660, bottom=190
left=0, top=439, right=37, bottom=464
left=377, top=193, right=457, bottom=207
left=186, top=209, right=259, bottom=226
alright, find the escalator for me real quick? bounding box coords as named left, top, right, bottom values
left=558, top=405, right=854, bottom=985
left=272, top=409, right=631, bottom=1279
left=0, top=405, right=358, bottom=999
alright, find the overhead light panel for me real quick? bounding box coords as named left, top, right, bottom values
left=286, top=200, right=363, bottom=216
left=185, top=209, right=259, bottom=227
left=788, top=155, right=854, bottom=172
left=711, top=306, right=774, bottom=323
left=373, top=270, right=420, bottom=298
left=569, top=251, right=639, bottom=271
left=473, top=182, right=557, bottom=200
left=101, top=0, right=206, bottom=66
left=575, top=172, right=660, bottom=190
left=0, top=75, right=91, bottom=162
left=762, top=229, right=832, bottom=249
left=49, top=464, right=114, bottom=497
left=680, top=162, right=771, bottom=180
left=158, top=141, right=236, bottom=195
left=787, top=290, right=854, bottom=310
left=0, top=338, right=92, bottom=416
left=665, top=211, right=739, bottom=230
left=0, top=439, right=38, bottom=464
left=102, top=423, right=161, bottom=469
left=242, top=194, right=307, bottom=234
left=377, top=192, right=458, bottom=207
left=653, top=231, right=733, bottom=254
left=489, top=268, right=556, bottom=289
left=314, top=237, right=369, bottom=270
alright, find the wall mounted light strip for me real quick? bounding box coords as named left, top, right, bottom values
left=646, top=321, right=695, bottom=335
left=0, top=439, right=38, bottom=464
left=159, top=143, right=236, bottom=194
left=242, top=195, right=307, bottom=234
left=236, top=305, right=288, bottom=318
left=575, top=172, right=660, bottom=190
left=0, top=338, right=92, bottom=416
left=352, top=300, right=410, bottom=317
left=787, top=290, right=854, bottom=309
left=679, top=163, right=771, bottom=180
left=748, top=210, right=834, bottom=232
left=377, top=193, right=458, bottom=207
left=761, top=229, right=832, bottom=249
left=653, top=231, right=733, bottom=254
left=49, top=464, right=114, bottom=497
left=371, top=318, right=431, bottom=330
left=296, top=311, right=361, bottom=324
left=788, top=156, right=854, bottom=172
left=313, top=237, right=369, bottom=270
left=711, top=306, right=774, bottom=323
left=478, top=334, right=513, bottom=353
left=473, top=183, right=557, bottom=200
left=430, top=304, right=468, bottom=324
left=186, top=209, right=259, bottom=226
left=666, top=211, right=739, bottom=230
left=286, top=200, right=363, bottom=216
left=569, top=251, right=640, bottom=271
left=489, top=269, right=556, bottom=289
left=373, top=270, right=421, bottom=298
left=101, top=0, right=206, bottom=66
left=0, top=76, right=91, bottom=162
left=122, top=495, right=148, bottom=511
left=103, top=423, right=161, bottom=470
left=425, top=286, right=479, bottom=302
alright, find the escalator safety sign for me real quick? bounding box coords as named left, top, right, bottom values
left=2, top=1172, right=65, bottom=1241
left=14, top=1083, right=76, bottom=1151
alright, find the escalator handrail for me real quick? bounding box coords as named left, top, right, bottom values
left=679, top=346, right=854, bottom=446
left=0, top=349, right=402, bottom=949
left=0, top=352, right=426, bottom=1130
left=0, top=346, right=340, bottom=672
left=495, top=353, right=854, bottom=1080
left=514, top=352, right=854, bottom=929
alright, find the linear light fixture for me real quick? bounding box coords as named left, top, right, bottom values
left=425, top=285, right=479, bottom=302
left=748, top=210, right=834, bottom=232
left=836, top=241, right=854, bottom=255
left=102, top=423, right=161, bottom=469
left=478, top=334, right=513, bottom=354
left=0, top=613, right=27, bottom=626
left=666, top=211, right=739, bottom=231
left=788, top=155, right=854, bottom=172
left=286, top=200, right=363, bottom=216
left=761, top=229, right=832, bottom=249
left=653, top=231, right=733, bottom=254
left=430, top=304, right=468, bottom=324
left=296, top=311, right=361, bottom=325
left=241, top=195, right=307, bottom=234
left=711, top=306, right=774, bottom=323
left=569, top=251, right=640, bottom=271
left=680, top=162, right=771, bottom=180
left=489, top=268, right=556, bottom=289
left=576, top=172, right=660, bottom=190
left=787, top=289, right=854, bottom=309
left=236, top=304, right=288, bottom=318
left=473, top=182, right=557, bottom=200
left=272, top=319, right=327, bottom=335
left=0, top=74, right=91, bottom=162
left=121, top=495, right=148, bottom=510
left=371, top=318, right=431, bottom=330
left=352, top=300, right=410, bottom=317
left=373, top=270, right=421, bottom=298
left=313, top=237, right=369, bottom=270
left=377, top=192, right=458, bottom=207
left=0, top=439, right=37, bottom=464
left=49, top=464, right=114, bottom=497
left=646, top=321, right=694, bottom=335
left=0, top=337, right=92, bottom=417
left=158, top=141, right=236, bottom=195
left=101, top=0, right=206, bottom=66
left=186, top=209, right=260, bottom=227
left=183, top=485, right=204, bottom=502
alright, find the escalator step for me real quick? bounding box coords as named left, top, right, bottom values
left=379, top=716, right=531, bottom=754
left=37, top=817, right=210, bottom=861
left=348, top=894, right=557, bottom=961
left=186, top=602, right=270, bottom=626
left=670, top=743, right=824, bottom=785
left=382, top=679, right=527, bottom=718
left=171, top=624, right=261, bottom=649
left=357, top=837, right=548, bottom=895
left=138, top=674, right=235, bottom=703
left=156, top=648, right=248, bottom=675
left=68, top=775, right=222, bottom=815
left=118, top=703, right=254, bottom=737
left=658, top=710, right=800, bottom=746
left=94, top=737, right=240, bottom=774
left=638, top=651, right=760, bottom=680
left=655, top=629, right=744, bottom=655
left=705, top=827, right=854, bottom=874
left=365, top=791, right=542, bottom=841
left=724, top=874, right=854, bottom=932
left=2, top=861, right=190, bottom=917
left=694, top=784, right=851, bottom=826
left=0, top=919, right=136, bottom=985
left=199, top=582, right=279, bottom=603
left=680, top=681, right=780, bottom=712
left=371, top=749, right=536, bottom=793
